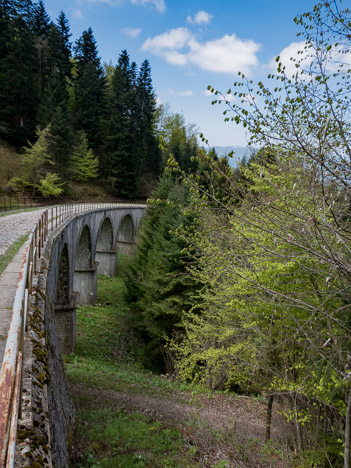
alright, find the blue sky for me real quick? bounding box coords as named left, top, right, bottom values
left=44, top=0, right=318, bottom=147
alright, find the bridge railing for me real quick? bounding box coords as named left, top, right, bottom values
left=0, top=202, right=146, bottom=467
left=0, top=196, right=146, bottom=214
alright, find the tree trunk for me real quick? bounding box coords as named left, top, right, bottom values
left=265, top=395, right=274, bottom=442
left=345, top=388, right=351, bottom=468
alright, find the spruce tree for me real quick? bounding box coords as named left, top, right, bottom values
left=0, top=2, right=37, bottom=145
left=46, top=12, right=71, bottom=79
left=32, top=0, right=51, bottom=99
left=74, top=27, right=106, bottom=148
left=69, top=130, right=98, bottom=181
left=124, top=172, right=198, bottom=371
left=136, top=59, right=161, bottom=194
left=32, top=0, right=50, bottom=36
left=104, top=50, right=139, bottom=197
left=37, top=71, right=72, bottom=176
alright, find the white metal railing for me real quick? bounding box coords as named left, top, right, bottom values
left=0, top=202, right=146, bottom=467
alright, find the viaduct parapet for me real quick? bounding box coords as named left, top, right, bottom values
left=0, top=204, right=145, bottom=467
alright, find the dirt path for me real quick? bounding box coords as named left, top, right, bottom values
left=71, top=382, right=294, bottom=467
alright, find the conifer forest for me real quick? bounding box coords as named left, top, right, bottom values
left=1, top=0, right=351, bottom=466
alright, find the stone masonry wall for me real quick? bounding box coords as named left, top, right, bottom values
left=15, top=207, right=145, bottom=467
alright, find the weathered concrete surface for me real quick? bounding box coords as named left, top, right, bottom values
left=96, top=249, right=118, bottom=276
left=74, top=261, right=99, bottom=305
left=0, top=244, right=27, bottom=368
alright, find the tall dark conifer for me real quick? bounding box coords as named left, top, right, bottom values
left=74, top=27, right=105, bottom=148
left=136, top=59, right=161, bottom=193
left=104, top=50, right=139, bottom=197
left=46, top=13, right=71, bottom=80
left=124, top=172, right=197, bottom=371
left=32, top=0, right=51, bottom=99
left=37, top=71, right=72, bottom=176
left=55, top=12, right=71, bottom=78
left=0, top=0, right=37, bottom=145
left=32, top=0, right=50, bottom=35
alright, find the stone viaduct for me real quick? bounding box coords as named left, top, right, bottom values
left=46, top=206, right=144, bottom=353
left=0, top=204, right=145, bottom=467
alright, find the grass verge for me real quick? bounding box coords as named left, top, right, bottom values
left=0, top=233, right=29, bottom=275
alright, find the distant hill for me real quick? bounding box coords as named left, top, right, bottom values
left=214, top=146, right=256, bottom=167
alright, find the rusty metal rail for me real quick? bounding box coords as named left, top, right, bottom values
left=0, top=202, right=146, bottom=467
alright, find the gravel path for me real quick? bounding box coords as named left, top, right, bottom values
left=0, top=209, right=46, bottom=255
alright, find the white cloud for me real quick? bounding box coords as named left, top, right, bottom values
left=72, top=9, right=84, bottom=19
left=169, top=89, right=193, bottom=96
left=187, top=10, right=213, bottom=25
left=269, top=41, right=314, bottom=79
left=188, top=35, right=260, bottom=75
left=142, top=28, right=261, bottom=76
left=142, top=28, right=191, bottom=53
left=271, top=41, right=351, bottom=80
left=163, top=51, right=188, bottom=66
left=224, top=93, right=234, bottom=102
left=121, top=27, right=142, bottom=38
left=130, top=0, right=166, bottom=13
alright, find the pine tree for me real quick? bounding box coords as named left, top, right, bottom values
left=46, top=12, right=71, bottom=79
left=37, top=71, right=72, bottom=176
left=32, top=0, right=51, bottom=99
left=124, top=172, right=198, bottom=371
left=73, top=27, right=106, bottom=148
left=0, top=1, right=38, bottom=145
left=32, top=0, right=50, bottom=36
left=70, top=130, right=98, bottom=181
left=104, top=50, right=139, bottom=197
left=136, top=59, right=161, bottom=194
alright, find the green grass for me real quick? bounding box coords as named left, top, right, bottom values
left=0, top=233, right=29, bottom=275
left=66, top=274, right=191, bottom=398
left=66, top=264, right=201, bottom=467
left=72, top=404, right=198, bottom=467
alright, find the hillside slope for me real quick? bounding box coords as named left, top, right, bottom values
left=0, top=138, right=22, bottom=194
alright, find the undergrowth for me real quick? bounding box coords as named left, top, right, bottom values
left=66, top=257, right=201, bottom=467
left=65, top=255, right=292, bottom=467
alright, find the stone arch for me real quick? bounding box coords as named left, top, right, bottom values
left=117, top=214, right=135, bottom=242
left=73, top=224, right=98, bottom=305
left=116, top=214, right=136, bottom=256
left=97, top=217, right=113, bottom=250
left=76, top=225, right=92, bottom=268
left=96, top=217, right=117, bottom=276
left=54, top=244, right=76, bottom=353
